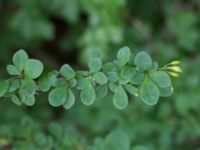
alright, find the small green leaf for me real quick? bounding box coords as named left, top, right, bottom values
left=23, top=96, right=35, bottom=106
left=88, top=58, right=102, bottom=73
left=8, top=79, right=20, bottom=92
left=6, top=65, right=20, bottom=76
left=159, top=86, right=174, bottom=97
left=151, top=62, right=159, bottom=71
left=24, top=59, right=44, bottom=79
left=113, top=85, right=128, bottom=110
left=80, top=80, right=96, bottom=105
left=19, top=79, right=36, bottom=97
left=48, top=71, right=58, bottom=87
left=105, top=130, right=130, bottom=150
left=11, top=94, right=22, bottom=106
left=63, top=89, right=75, bottom=110
left=48, top=87, right=67, bottom=107
left=76, top=78, right=89, bottom=90
left=38, top=75, right=51, bottom=92
left=140, top=77, right=160, bottom=105
left=117, top=47, right=131, bottom=67
left=0, top=80, right=9, bottom=97
left=121, top=66, right=135, bottom=81
left=60, top=64, right=75, bottom=80
left=135, top=51, right=152, bottom=70
left=12, top=49, right=29, bottom=72
left=70, top=79, right=77, bottom=87
left=130, top=71, right=145, bottom=85
left=150, top=71, right=171, bottom=88
left=107, top=72, right=118, bottom=83
left=96, top=84, right=108, bottom=100
left=118, top=74, right=129, bottom=85
left=103, top=63, right=117, bottom=72
left=93, top=72, right=108, bottom=85
left=125, top=84, right=138, bottom=95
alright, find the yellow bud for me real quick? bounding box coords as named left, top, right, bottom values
left=167, top=66, right=182, bottom=73
left=168, top=72, right=179, bottom=77
left=169, top=60, right=181, bottom=65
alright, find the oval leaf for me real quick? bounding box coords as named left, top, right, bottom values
left=135, top=51, right=152, bottom=70
left=48, top=87, right=67, bottom=107
left=93, top=72, right=108, bottom=85
left=150, top=71, right=171, bottom=88
left=88, top=58, right=102, bottom=73
left=19, top=79, right=37, bottom=97
left=63, top=89, right=75, bottom=109
left=6, top=65, right=20, bottom=76
left=60, top=64, right=75, bottom=80
left=24, top=59, right=44, bottom=79
left=12, top=50, right=29, bottom=72
left=80, top=81, right=96, bottom=105
left=96, top=84, right=108, bottom=100
left=140, top=77, right=160, bottom=105
left=38, top=75, right=51, bottom=92
left=113, top=85, right=128, bottom=110
left=160, top=86, right=174, bottom=97
left=117, top=47, right=131, bottom=67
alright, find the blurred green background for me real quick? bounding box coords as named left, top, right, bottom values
left=0, top=0, right=200, bottom=149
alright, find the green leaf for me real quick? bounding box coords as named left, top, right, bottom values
left=11, top=94, right=22, bottom=106
left=8, top=79, right=20, bottom=92
left=19, top=79, right=36, bottom=97
left=6, top=65, right=20, bottom=76
left=22, top=96, right=35, bottom=106
left=105, top=130, right=130, bottom=150
left=121, top=66, right=135, bottom=81
left=135, top=51, right=152, bottom=70
left=38, top=75, right=51, bottom=92
left=130, top=71, right=145, bottom=85
left=103, top=63, right=117, bottom=72
left=80, top=80, right=96, bottom=105
left=108, top=82, right=118, bottom=92
left=48, top=71, right=58, bottom=87
left=113, top=85, right=128, bottom=110
left=93, top=72, right=108, bottom=85
left=76, top=78, right=89, bottom=90
left=140, top=77, right=160, bottom=105
left=12, top=49, right=29, bottom=72
left=24, top=59, right=44, bottom=79
left=106, top=72, right=118, bottom=83
left=60, top=64, right=75, bottom=80
left=70, top=79, right=77, bottom=87
left=117, top=47, right=131, bottom=67
left=63, top=89, right=75, bottom=110
left=96, top=84, right=108, bottom=100
left=125, top=84, right=138, bottom=95
left=48, top=87, right=67, bottom=107
left=88, top=58, right=102, bottom=73
left=150, top=71, right=171, bottom=88
left=118, top=74, right=129, bottom=85
left=0, top=80, right=9, bottom=97
left=151, top=62, right=159, bottom=71
left=159, top=86, right=174, bottom=97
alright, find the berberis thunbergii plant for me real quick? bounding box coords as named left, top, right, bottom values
left=0, top=47, right=181, bottom=110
